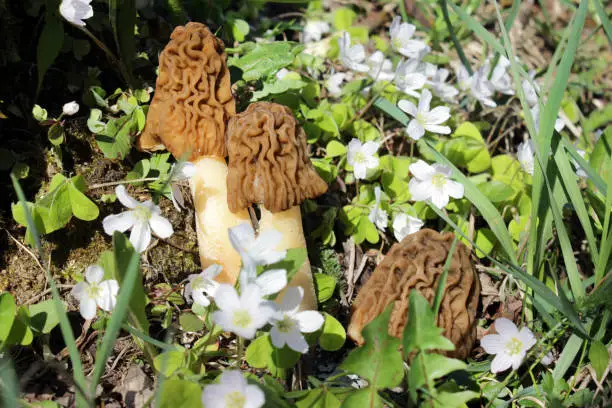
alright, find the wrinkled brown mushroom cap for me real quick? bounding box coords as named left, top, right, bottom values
left=226, top=102, right=328, bottom=213
left=348, top=229, right=480, bottom=359
left=137, top=22, right=235, bottom=161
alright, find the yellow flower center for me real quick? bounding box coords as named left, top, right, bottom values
left=277, top=315, right=296, bottom=333
left=505, top=337, right=523, bottom=356
left=86, top=283, right=102, bottom=299
left=191, top=276, right=205, bottom=290
left=133, top=206, right=151, bottom=222
left=431, top=173, right=447, bottom=188
left=353, top=151, right=366, bottom=165
left=232, top=309, right=252, bottom=328
left=224, top=391, right=246, bottom=408
left=416, top=112, right=426, bottom=125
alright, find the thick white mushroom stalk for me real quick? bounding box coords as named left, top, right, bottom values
left=190, top=157, right=250, bottom=284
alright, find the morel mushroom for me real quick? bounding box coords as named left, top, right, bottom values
left=226, top=102, right=329, bottom=310
left=137, top=22, right=249, bottom=282
left=347, top=229, right=480, bottom=359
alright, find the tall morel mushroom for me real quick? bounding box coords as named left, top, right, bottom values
left=137, top=22, right=249, bottom=282
left=226, top=102, right=329, bottom=310
left=348, top=229, right=480, bottom=359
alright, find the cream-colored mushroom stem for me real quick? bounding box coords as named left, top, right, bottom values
left=259, top=206, right=317, bottom=311
left=190, top=156, right=250, bottom=284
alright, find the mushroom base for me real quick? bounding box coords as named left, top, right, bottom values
left=190, top=156, right=250, bottom=284
left=259, top=207, right=317, bottom=311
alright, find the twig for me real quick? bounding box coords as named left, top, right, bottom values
left=89, top=177, right=161, bottom=189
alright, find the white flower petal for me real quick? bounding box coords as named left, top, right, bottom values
left=407, top=119, right=425, bottom=141
left=518, top=327, right=536, bottom=350
left=296, top=311, right=325, bottom=333
left=149, top=213, right=174, bottom=238
left=353, top=163, right=367, bottom=180
left=409, top=160, right=435, bottom=180
left=426, top=107, right=451, bottom=124
left=423, top=124, right=451, bottom=135
left=490, top=353, right=513, bottom=373
left=418, top=89, right=432, bottom=112
left=85, top=265, right=105, bottom=283
left=285, top=329, right=309, bottom=353
left=244, top=384, right=266, bottom=408
left=444, top=180, right=464, bottom=199
left=213, top=284, right=239, bottom=311
left=278, top=286, right=303, bottom=312
left=255, top=269, right=287, bottom=296
left=97, top=280, right=118, bottom=312
left=494, top=318, right=519, bottom=338
left=103, top=212, right=136, bottom=235
left=71, top=282, right=88, bottom=301
left=408, top=179, right=432, bottom=202
left=270, top=326, right=286, bottom=349
left=361, top=141, right=380, bottom=157
left=192, top=290, right=211, bottom=307
left=129, top=220, right=151, bottom=253
left=115, top=185, right=139, bottom=209
left=79, top=297, right=97, bottom=320
left=430, top=189, right=450, bottom=209
left=480, top=334, right=505, bottom=354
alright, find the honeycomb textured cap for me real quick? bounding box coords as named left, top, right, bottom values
left=136, top=22, right=235, bottom=160
left=347, top=228, right=480, bottom=359
left=226, top=102, right=328, bottom=213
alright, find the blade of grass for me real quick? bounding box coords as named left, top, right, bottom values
left=89, top=232, right=142, bottom=397
left=122, top=324, right=175, bottom=352
left=552, top=333, right=583, bottom=380
left=438, top=0, right=472, bottom=75
left=0, top=357, right=18, bottom=408
left=493, top=0, right=588, bottom=302
left=10, top=174, right=90, bottom=407
left=592, top=0, right=612, bottom=48
left=503, top=0, right=520, bottom=31
left=595, top=169, right=612, bottom=283
left=428, top=203, right=588, bottom=337
left=561, top=138, right=608, bottom=196
left=433, top=236, right=459, bottom=316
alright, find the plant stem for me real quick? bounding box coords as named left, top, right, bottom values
left=89, top=177, right=162, bottom=189
left=77, top=26, right=133, bottom=88
left=438, top=0, right=473, bottom=75
left=237, top=336, right=245, bottom=368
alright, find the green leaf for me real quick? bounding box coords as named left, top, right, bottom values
left=252, top=74, right=307, bottom=100
left=474, top=228, right=496, bottom=258
left=228, top=18, right=250, bottom=42
left=95, top=115, right=134, bottom=159
left=264, top=248, right=307, bottom=283
left=245, top=334, right=299, bottom=376
left=408, top=352, right=467, bottom=403
left=333, top=7, right=357, bottom=30
left=341, top=388, right=384, bottom=408
left=318, top=312, right=346, bottom=351
left=477, top=180, right=515, bottom=203
left=340, top=305, right=404, bottom=389
left=434, top=391, right=480, bottom=408
left=28, top=300, right=60, bottom=334
left=6, top=307, right=33, bottom=346
left=47, top=124, right=65, bottom=146
left=314, top=274, right=336, bottom=303
left=245, top=334, right=271, bottom=368
left=588, top=340, right=609, bottom=381
left=37, top=6, right=64, bottom=93
left=32, top=105, right=48, bottom=122
left=402, top=290, right=455, bottom=355
left=157, top=378, right=202, bottom=408
left=295, top=388, right=341, bottom=408
left=154, top=348, right=187, bottom=377
left=179, top=312, right=204, bottom=332
left=67, top=180, right=99, bottom=221
left=0, top=293, right=16, bottom=342
left=37, top=174, right=72, bottom=232
left=228, top=42, right=304, bottom=81
left=325, top=140, right=347, bottom=158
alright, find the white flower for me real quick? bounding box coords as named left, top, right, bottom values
left=481, top=317, right=536, bottom=373
left=389, top=16, right=430, bottom=59
left=517, top=139, right=535, bottom=175
left=471, top=66, right=497, bottom=107
left=529, top=104, right=565, bottom=134
left=71, top=265, right=119, bottom=320
left=572, top=149, right=588, bottom=178
left=367, top=51, right=395, bottom=82
left=408, top=160, right=464, bottom=209
left=201, top=370, right=265, bottom=408
left=521, top=70, right=539, bottom=107
left=212, top=284, right=275, bottom=339
left=394, top=59, right=427, bottom=97
left=368, top=186, right=388, bottom=231
left=347, top=138, right=380, bottom=180
left=170, top=161, right=196, bottom=211
left=269, top=287, right=324, bottom=353
left=228, top=223, right=286, bottom=274
left=59, top=0, right=93, bottom=27
left=184, top=264, right=222, bottom=307
left=398, top=89, right=451, bottom=141
left=429, top=68, right=459, bottom=103
left=103, top=185, right=174, bottom=253
left=488, top=57, right=514, bottom=95
left=392, top=213, right=424, bottom=242
left=303, top=20, right=330, bottom=44
left=338, top=32, right=369, bottom=73
left=326, top=72, right=347, bottom=97
left=62, top=101, right=79, bottom=116
left=541, top=351, right=555, bottom=366
left=455, top=65, right=472, bottom=92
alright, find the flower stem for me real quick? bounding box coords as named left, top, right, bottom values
left=437, top=0, right=473, bottom=75
left=89, top=177, right=162, bottom=189
left=237, top=336, right=245, bottom=368
left=77, top=26, right=134, bottom=88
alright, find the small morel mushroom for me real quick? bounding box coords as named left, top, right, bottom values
left=137, top=22, right=249, bottom=282
left=226, top=102, right=329, bottom=310
left=348, top=229, right=480, bottom=359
